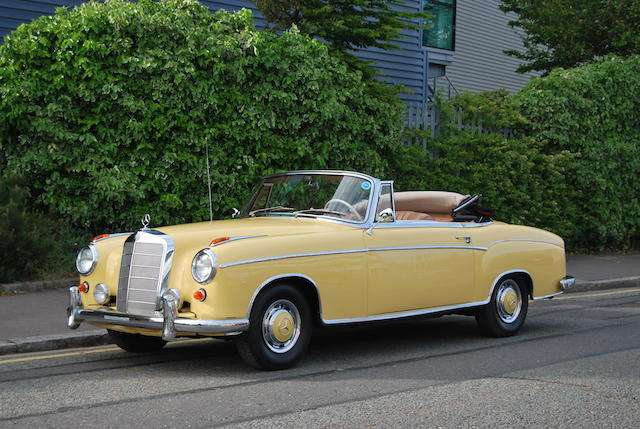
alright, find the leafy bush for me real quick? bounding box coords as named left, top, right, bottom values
left=391, top=134, right=574, bottom=237
left=0, top=175, right=83, bottom=283
left=397, top=55, right=640, bottom=251
left=516, top=55, right=640, bottom=250
left=0, top=0, right=403, bottom=235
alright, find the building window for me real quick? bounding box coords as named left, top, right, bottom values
left=423, top=0, right=456, bottom=51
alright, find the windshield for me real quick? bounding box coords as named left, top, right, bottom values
left=242, top=173, right=373, bottom=222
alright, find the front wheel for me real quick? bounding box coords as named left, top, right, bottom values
left=475, top=276, right=528, bottom=337
left=108, top=329, right=167, bottom=352
left=236, top=284, right=311, bottom=370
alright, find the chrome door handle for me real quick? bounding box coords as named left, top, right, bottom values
left=456, top=236, right=472, bottom=244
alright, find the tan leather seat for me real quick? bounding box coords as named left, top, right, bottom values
left=394, top=191, right=469, bottom=222
left=395, top=210, right=434, bottom=221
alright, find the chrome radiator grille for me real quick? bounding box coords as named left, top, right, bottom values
left=116, top=230, right=174, bottom=316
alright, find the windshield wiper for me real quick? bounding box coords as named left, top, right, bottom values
left=249, top=206, right=296, bottom=217
left=293, top=208, right=347, bottom=217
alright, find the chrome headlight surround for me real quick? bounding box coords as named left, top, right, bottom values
left=93, top=283, right=110, bottom=305
left=76, top=244, right=98, bottom=276
left=191, top=249, right=218, bottom=284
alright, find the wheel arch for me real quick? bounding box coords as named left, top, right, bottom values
left=247, top=274, right=322, bottom=324
left=490, top=269, right=534, bottom=301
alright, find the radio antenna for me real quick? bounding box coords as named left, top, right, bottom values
left=205, top=140, right=213, bottom=222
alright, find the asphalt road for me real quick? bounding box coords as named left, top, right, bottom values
left=1, top=289, right=638, bottom=428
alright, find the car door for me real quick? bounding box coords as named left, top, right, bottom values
left=365, top=182, right=476, bottom=316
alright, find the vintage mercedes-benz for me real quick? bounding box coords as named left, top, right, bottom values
left=69, top=170, right=574, bottom=369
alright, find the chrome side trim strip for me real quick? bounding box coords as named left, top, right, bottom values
left=375, top=221, right=493, bottom=229
left=368, top=245, right=488, bottom=252
left=322, top=300, right=489, bottom=325
left=533, top=292, right=563, bottom=300
left=220, top=249, right=368, bottom=268
left=486, top=239, right=565, bottom=249
left=210, top=235, right=266, bottom=247
left=220, top=245, right=486, bottom=269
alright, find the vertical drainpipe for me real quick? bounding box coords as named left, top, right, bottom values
left=423, top=50, right=429, bottom=106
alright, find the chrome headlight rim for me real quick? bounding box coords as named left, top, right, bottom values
left=191, top=248, right=218, bottom=284
left=93, top=283, right=110, bottom=305
left=76, top=244, right=98, bottom=276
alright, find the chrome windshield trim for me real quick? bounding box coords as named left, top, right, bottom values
left=241, top=170, right=379, bottom=227
left=322, top=300, right=490, bottom=325
left=210, top=235, right=266, bottom=247
left=220, top=245, right=485, bottom=269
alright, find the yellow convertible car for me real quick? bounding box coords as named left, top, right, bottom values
left=68, top=170, right=574, bottom=369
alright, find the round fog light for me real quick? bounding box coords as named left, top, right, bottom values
left=93, top=283, right=110, bottom=305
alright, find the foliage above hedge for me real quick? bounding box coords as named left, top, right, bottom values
left=0, top=0, right=404, bottom=234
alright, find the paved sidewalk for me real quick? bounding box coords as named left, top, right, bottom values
left=0, top=253, right=638, bottom=356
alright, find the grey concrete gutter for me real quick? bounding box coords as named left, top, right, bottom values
left=0, top=330, right=110, bottom=356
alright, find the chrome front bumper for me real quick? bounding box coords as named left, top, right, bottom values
left=67, top=286, right=248, bottom=341
left=560, top=276, right=576, bottom=291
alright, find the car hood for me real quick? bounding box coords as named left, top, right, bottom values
left=153, top=216, right=355, bottom=247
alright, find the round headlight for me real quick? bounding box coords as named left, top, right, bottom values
left=76, top=245, right=98, bottom=276
left=191, top=249, right=218, bottom=284
left=93, top=283, right=110, bottom=305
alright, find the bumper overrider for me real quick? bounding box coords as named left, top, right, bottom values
left=67, top=286, right=249, bottom=341
left=560, top=275, right=575, bottom=291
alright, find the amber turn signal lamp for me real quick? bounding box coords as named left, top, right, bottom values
left=92, top=234, right=109, bottom=242
left=193, top=288, right=207, bottom=302
left=209, top=237, right=230, bottom=246
left=78, top=282, right=90, bottom=293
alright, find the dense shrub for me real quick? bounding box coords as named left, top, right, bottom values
left=0, top=175, right=83, bottom=283
left=0, top=0, right=404, bottom=235
left=397, top=55, right=640, bottom=251
left=391, top=134, right=574, bottom=237
left=516, top=55, right=640, bottom=250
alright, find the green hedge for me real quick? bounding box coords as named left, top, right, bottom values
left=391, top=134, right=574, bottom=238
left=0, top=175, right=82, bottom=283
left=0, top=0, right=403, bottom=235
left=516, top=55, right=640, bottom=250
left=397, top=55, right=640, bottom=251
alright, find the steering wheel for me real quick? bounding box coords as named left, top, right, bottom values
left=324, top=199, right=362, bottom=220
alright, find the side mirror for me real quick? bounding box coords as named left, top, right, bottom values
left=229, top=208, right=240, bottom=219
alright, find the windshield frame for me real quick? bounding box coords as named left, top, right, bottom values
left=241, top=170, right=379, bottom=226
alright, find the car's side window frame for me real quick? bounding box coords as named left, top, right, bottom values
left=374, top=181, right=396, bottom=223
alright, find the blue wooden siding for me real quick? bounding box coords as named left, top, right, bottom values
left=0, top=0, right=426, bottom=105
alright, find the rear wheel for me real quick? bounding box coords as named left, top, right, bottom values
left=236, top=284, right=311, bottom=370
left=108, top=329, right=167, bottom=352
left=475, top=276, right=528, bottom=337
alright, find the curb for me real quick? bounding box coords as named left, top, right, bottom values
left=0, top=330, right=110, bottom=356
left=0, top=277, right=77, bottom=294
left=569, top=276, right=640, bottom=293
left=1, top=277, right=638, bottom=357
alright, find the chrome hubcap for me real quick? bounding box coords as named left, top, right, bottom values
left=496, top=279, right=522, bottom=323
left=262, top=299, right=301, bottom=353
